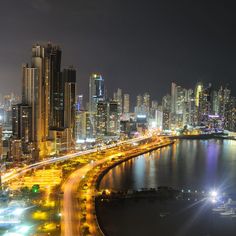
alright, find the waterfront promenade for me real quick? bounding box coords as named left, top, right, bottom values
left=61, top=136, right=174, bottom=236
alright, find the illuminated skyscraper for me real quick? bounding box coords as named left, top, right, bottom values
left=162, top=94, right=171, bottom=130
left=194, top=82, right=203, bottom=107
left=63, top=67, right=76, bottom=141
left=12, top=104, right=32, bottom=143
left=136, top=95, right=142, bottom=108
left=143, top=92, right=150, bottom=115
left=22, top=65, right=39, bottom=143
left=113, top=88, right=122, bottom=113
left=88, top=73, right=104, bottom=137
left=96, top=100, right=120, bottom=136
left=171, top=82, right=177, bottom=113
left=89, top=73, right=105, bottom=113
left=77, top=95, right=84, bottom=111
left=225, top=97, right=236, bottom=131
left=47, top=45, right=63, bottom=130
left=218, top=86, right=230, bottom=117
left=96, top=101, right=108, bottom=136
left=198, top=84, right=213, bottom=125
left=123, top=94, right=130, bottom=114
left=14, top=43, right=76, bottom=158
left=134, top=95, right=143, bottom=115
left=108, top=101, right=120, bottom=135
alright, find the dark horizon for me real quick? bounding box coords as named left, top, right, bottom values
left=1, top=0, right=236, bottom=102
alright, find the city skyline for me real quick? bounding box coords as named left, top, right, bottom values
left=1, top=1, right=236, bottom=101
left=1, top=2, right=236, bottom=236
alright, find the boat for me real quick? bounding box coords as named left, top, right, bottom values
left=220, top=209, right=235, bottom=216
left=212, top=206, right=227, bottom=212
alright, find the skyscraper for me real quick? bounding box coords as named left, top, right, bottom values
left=136, top=95, right=142, bottom=108
left=89, top=73, right=105, bottom=113
left=134, top=95, right=143, bottom=115
left=22, top=65, right=39, bottom=143
left=194, top=82, right=203, bottom=107
left=96, top=101, right=108, bottom=136
left=123, top=94, right=130, bottom=114
left=96, top=100, right=120, bottom=136
left=14, top=43, right=76, bottom=158
left=12, top=104, right=32, bottom=143
left=198, top=84, right=213, bottom=125
left=63, top=67, right=76, bottom=140
left=31, top=44, right=47, bottom=145
left=77, top=95, right=84, bottom=111
left=218, top=86, right=230, bottom=117
left=171, top=82, right=177, bottom=113
left=225, top=97, right=236, bottom=131
left=143, top=92, right=150, bottom=116
left=113, top=88, right=123, bottom=113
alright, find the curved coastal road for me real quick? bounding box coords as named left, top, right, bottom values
left=61, top=137, right=171, bottom=236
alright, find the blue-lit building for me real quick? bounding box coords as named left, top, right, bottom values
left=89, top=73, right=105, bottom=113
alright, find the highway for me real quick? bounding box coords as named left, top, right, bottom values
left=61, top=152, right=126, bottom=236
left=1, top=134, right=162, bottom=236
left=2, top=136, right=150, bottom=184
left=61, top=137, right=173, bottom=236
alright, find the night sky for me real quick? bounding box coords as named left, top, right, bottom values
left=0, top=0, right=236, bottom=102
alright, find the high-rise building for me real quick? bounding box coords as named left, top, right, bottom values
left=212, top=90, right=219, bottom=115
left=75, top=111, right=95, bottom=141
left=143, top=93, right=150, bottom=116
left=171, top=82, right=177, bottom=113
left=46, top=45, right=63, bottom=130
left=136, top=95, right=142, bottom=108
left=162, top=94, right=171, bottom=130
left=184, top=89, right=196, bottom=126
left=89, top=73, right=105, bottom=113
left=108, top=101, right=120, bottom=135
left=170, top=83, right=188, bottom=127
left=150, top=100, right=158, bottom=118
left=123, top=94, right=130, bottom=114
left=30, top=44, right=48, bottom=144
left=134, top=93, right=151, bottom=118
left=113, top=88, right=123, bottom=113
left=225, top=97, right=236, bottom=131
left=194, top=82, right=203, bottom=107
left=12, top=104, right=20, bottom=139
left=218, top=86, right=230, bottom=117
left=22, top=65, right=39, bottom=143
left=77, top=95, right=84, bottom=111
left=198, top=84, right=213, bottom=125
left=63, top=68, right=76, bottom=130
left=88, top=73, right=104, bottom=137
left=96, top=101, right=108, bottom=136
left=12, top=104, right=32, bottom=141
left=14, top=43, right=76, bottom=158
left=9, top=139, right=22, bottom=162
left=96, top=100, right=120, bottom=137
left=162, top=94, right=171, bottom=111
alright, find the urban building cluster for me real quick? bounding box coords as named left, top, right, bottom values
left=162, top=82, right=236, bottom=133
left=1, top=43, right=76, bottom=161
left=0, top=43, right=235, bottom=162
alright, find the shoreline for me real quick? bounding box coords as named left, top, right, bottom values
left=95, top=141, right=175, bottom=190
left=93, top=139, right=175, bottom=235
left=169, top=133, right=236, bottom=140
left=60, top=137, right=175, bottom=236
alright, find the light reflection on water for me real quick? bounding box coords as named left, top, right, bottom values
left=100, top=140, right=236, bottom=194
left=98, top=140, right=236, bottom=236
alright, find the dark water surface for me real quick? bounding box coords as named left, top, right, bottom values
left=97, top=140, right=236, bottom=236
